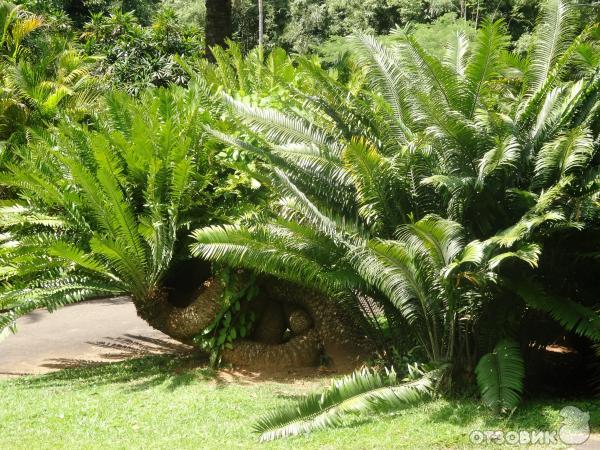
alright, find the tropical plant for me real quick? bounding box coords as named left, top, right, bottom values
left=81, top=7, right=202, bottom=95
left=0, top=1, right=103, bottom=145
left=178, top=39, right=301, bottom=103
left=255, top=365, right=439, bottom=441
left=191, top=0, right=600, bottom=421
left=475, top=339, right=525, bottom=413
left=0, top=85, right=264, bottom=340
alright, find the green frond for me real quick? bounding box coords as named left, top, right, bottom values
left=400, top=33, right=466, bottom=114
left=488, top=243, right=542, bottom=270
left=525, top=0, right=578, bottom=96
left=443, top=32, right=470, bottom=77
left=223, top=93, right=337, bottom=151
left=210, top=126, right=353, bottom=201
left=396, top=215, right=465, bottom=268
left=349, top=237, right=440, bottom=342
left=464, top=19, right=510, bottom=118
left=255, top=367, right=436, bottom=442
left=517, top=28, right=589, bottom=128
left=0, top=204, right=65, bottom=228
left=533, top=127, right=595, bottom=187
left=347, top=34, right=414, bottom=143
left=271, top=168, right=344, bottom=241
left=0, top=275, right=122, bottom=332
left=489, top=211, right=565, bottom=247
left=508, top=278, right=600, bottom=341
left=343, top=138, right=395, bottom=230
left=477, top=137, right=520, bottom=184
left=529, top=79, right=587, bottom=150
left=190, top=224, right=349, bottom=293
left=442, top=239, right=487, bottom=279
left=475, top=339, right=525, bottom=413
left=410, top=92, right=480, bottom=166
left=48, top=241, right=116, bottom=279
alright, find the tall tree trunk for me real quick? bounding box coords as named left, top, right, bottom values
left=205, top=0, right=233, bottom=60
left=258, top=0, right=264, bottom=48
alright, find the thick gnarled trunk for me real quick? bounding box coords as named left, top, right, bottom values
left=132, top=275, right=372, bottom=369
left=132, top=278, right=223, bottom=345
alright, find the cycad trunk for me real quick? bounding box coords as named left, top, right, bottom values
left=222, top=279, right=372, bottom=369
left=205, top=0, right=233, bottom=60
left=133, top=278, right=223, bottom=345
left=131, top=271, right=372, bottom=369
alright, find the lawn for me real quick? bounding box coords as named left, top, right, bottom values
left=1, top=355, right=598, bottom=449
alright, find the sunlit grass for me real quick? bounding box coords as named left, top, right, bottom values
left=1, top=354, right=598, bottom=449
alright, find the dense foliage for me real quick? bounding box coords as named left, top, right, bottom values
left=0, top=0, right=598, bottom=442
left=191, top=0, right=599, bottom=433
left=0, top=86, right=263, bottom=327
left=0, top=2, right=102, bottom=145
left=81, top=8, right=202, bottom=94
left=15, top=0, right=600, bottom=53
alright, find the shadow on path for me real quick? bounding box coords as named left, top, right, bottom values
left=18, top=351, right=214, bottom=393
left=41, top=334, right=192, bottom=370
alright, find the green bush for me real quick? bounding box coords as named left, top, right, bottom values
left=0, top=85, right=265, bottom=329
left=81, top=8, right=203, bottom=95
left=191, top=0, right=600, bottom=429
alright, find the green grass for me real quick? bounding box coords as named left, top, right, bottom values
left=0, top=354, right=598, bottom=449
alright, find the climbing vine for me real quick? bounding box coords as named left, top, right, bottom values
left=194, top=268, right=259, bottom=367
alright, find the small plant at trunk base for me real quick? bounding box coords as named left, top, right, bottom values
left=254, top=364, right=443, bottom=442
left=194, top=268, right=259, bottom=367
left=475, top=339, right=525, bottom=414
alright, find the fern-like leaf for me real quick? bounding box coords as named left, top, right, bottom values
left=475, top=339, right=525, bottom=413
left=255, top=367, right=437, bottom=441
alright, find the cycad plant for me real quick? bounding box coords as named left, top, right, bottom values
left=0, top=85, right=262, bottom=342
left=191, top=0, right=600, bottom=425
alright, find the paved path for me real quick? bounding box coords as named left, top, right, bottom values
left=0, top=298, right=188, bottom=376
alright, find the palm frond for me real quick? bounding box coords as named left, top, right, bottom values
left=464, top=19, right=510, bottom=118
left=223, top=93, right=338, bottom=151
left=346, top=34, right=414, bottom=143
left=488, top=243, right=542, bottom=270
left=255, top=367, right=437, bottom=442
left=443, top=32, right=470, bottom=77
left=190, top=224, right=352, bottom=294
left=508, top=278, right=600, bottom=341
left=533, top=127, right=594, bottom=187
left=525, top=0, right=577, bottom=96
left=477, top=137, right=520, bottom=184
left=343, top=138, right=395, bottom=230
left=475, top=339, right=524, bottom=413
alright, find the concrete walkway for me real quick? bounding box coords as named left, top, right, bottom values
left=0, top=298, right=189, bottom=376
